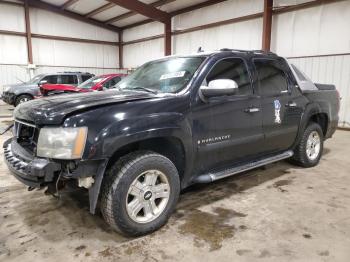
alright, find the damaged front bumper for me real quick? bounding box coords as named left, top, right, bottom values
left=3, top=138, right=61, bottom=187
left=3, top=138, right=108, bottom=214
left=1, top=92, right=15, bottom=105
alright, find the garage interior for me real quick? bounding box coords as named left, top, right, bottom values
left=1, top=0, right=350, bottom=261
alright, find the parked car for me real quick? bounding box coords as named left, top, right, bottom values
left=4, top=49, right=339, bottom=236
left=1, top=72, right=94, bottom=106
left=39, top=73, right=127, bottom=97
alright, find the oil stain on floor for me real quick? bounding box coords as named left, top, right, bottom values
left=178, top=207, right=247, bottom=251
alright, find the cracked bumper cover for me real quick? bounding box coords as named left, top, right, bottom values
left=3, top=138, right=108, bottom=214
left=3, top=138, right=61, bottom=188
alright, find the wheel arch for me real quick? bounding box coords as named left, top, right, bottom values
left=106, top=136, right=187, bottom=182
left=14, top=93, right=34, bottom=104
left=293, top=103, right=330, bottom=148
left=308, top=112, right=329, bottom=137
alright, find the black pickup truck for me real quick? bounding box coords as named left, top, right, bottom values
left=3, top=49, right=339, bottom=236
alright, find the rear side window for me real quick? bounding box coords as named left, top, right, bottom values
left=103, top=77, right=121, bottom=89
left=42, top=75, right=59, bottom=84
left=254, top=59, right=288, bottom=96
left=291, top=64, right=307, bottom=81
left=82, top=74, right=93, bottom=82
left=206, top=58, right=252, bottom=95
left=60, top=75, right=78, bottom=85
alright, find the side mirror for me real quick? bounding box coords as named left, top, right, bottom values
left=199, top=79, right=238, bottom=98
left=38, top=80, right=48, bottom=86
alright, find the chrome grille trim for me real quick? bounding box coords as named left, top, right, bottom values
left=15, top=119, right=37, bottom=128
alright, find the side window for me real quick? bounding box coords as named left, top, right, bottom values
left=42, top=75, right=59, bottom=84
left=104, top=77, right=122, bottom=89
left=206, top=58, right=252, bottom=95
left=60, top=75, right=78, bottom=85
left=82, top=74, right=93, bottom=82
left=291, top=64, right=307, bottom=81
left=254, top=59, right=288, bottom=96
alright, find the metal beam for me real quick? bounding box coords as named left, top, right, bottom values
left=105, top=0, right=175, bottom=24
left=164, top=18, right=171, bottom=56
left=121, top=0, right=229, bottom=30
left=118, top=31, right=124, bottom=68
left=60, top=0, right=79, bottom=10
left=0, top=0, right=23, bottom=7
left=0, top=30, right=26, bottom=37
left=0, top=29, right=119, bottom=46
left=31, top=33, right=119, bottom=46
left=24, top=0, right=33, bottom=64
left=106, top=0, right=170, bottom=23
left=262, top=0, right=273, bottom=51
left=170, top=0, right=229, bottom=16
left=18, top=0, right=120, bottom=32
left=85, top=3, right=115, bottom=18
left=273, top=0, right=347, bottom=14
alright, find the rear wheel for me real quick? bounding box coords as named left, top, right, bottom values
left=100, top=151, right=180, bottom=236
left=291, top=122, right=324, bottom=167
left=15, top=94, right=32, bottom=106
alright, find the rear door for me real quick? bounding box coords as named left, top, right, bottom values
left=253, top=58, right=302, bottom=153
left=81, top=74, right=93, bottom=83
left=60, top=75, right=78, bottom=86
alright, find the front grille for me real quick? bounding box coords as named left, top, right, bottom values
left=14, top=120, right=39, bottom=154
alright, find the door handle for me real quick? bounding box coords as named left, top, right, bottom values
left=244, top=107, right=260, bottom=113
left=286, top=102, right=297, bottom=108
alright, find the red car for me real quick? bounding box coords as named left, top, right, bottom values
left=39, top=73, right=127, bottom=97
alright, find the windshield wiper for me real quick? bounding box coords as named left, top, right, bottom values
left=124, top=86, right=158, bottom=94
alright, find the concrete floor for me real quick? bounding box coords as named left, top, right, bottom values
left=1, top=108, right=350, bottom=261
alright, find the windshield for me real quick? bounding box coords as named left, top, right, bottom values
left=116, top=57, right=205, bottom=93
left=78, top=76, right=108, bottom=89
left=28, top=74, right=44, bottom=84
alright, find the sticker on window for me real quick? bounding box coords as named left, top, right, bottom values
left=160, top=71, right=186, bottom=80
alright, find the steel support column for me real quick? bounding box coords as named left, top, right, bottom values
left=262, top=0, right=273, bottom=51
left=24, top=0, right=33, bottom=64
left=164, top=19, right=171, bottom=56
left=119, top=31, right=124, bottom=69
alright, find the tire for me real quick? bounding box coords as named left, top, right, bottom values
left=100, top=151, right=180, bottom=236
left=290, top=122, right=324, bottom=167
left=15, top=94, right=33, bottom=106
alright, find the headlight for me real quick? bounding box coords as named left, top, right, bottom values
left=37, top=127, right=88, bottom=159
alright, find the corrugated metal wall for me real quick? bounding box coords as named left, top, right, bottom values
left=289, top=55, right=350, bottom=128
left=0, top=3, right=121, bottom=86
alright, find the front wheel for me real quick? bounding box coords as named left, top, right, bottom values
left=291, top=122, right=324, bottom=167
left=15, top=94, right=33, bottom=106
left=100, top=151, right=180, bottom=236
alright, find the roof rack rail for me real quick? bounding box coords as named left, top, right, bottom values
left=219, top=48, right=251, bottom=53
left=57, top=71, right=92, bottom=74
left=251, top=50, right=277, bottom=56
left=219, top=48, right=277, bottom=56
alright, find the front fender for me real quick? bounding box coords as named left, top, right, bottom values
left=86, top=112, right=193, bottom=160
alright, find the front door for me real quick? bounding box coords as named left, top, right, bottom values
left=192, top=57, right=264, bottom=173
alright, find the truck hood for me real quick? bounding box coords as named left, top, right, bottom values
left=14, top=90, right=156, bottom=125
left=6, top=83, right=38, bottom=93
